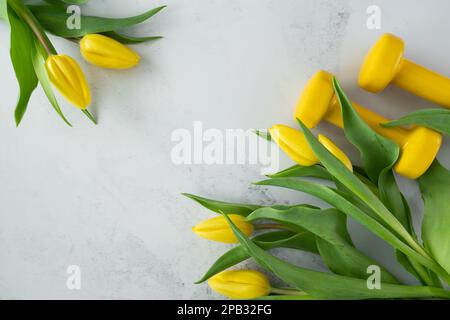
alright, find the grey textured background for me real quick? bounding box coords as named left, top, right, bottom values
left=0, top=0, right=449, bottom=299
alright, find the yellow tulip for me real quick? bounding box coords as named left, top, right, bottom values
left=45, top=54, right=91, bottom=109
left=269, top=125, right=352, bottom=170
left=208, top=270, right=271, bottom=299
left=192, top=214, right=253, bottom=244
left=318, top=134, right=353, bottom=172
left=80, top=34, right=140, bottom=70
left=269, top=125, right=318, bottom=166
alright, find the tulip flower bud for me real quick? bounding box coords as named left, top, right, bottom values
left=192, top=214, right=253, bottom=244
left=318, top=134, right=353, bottom=171
left=45, top=54, right=91, bottom=109
left=208, top=270, right=271, bottom=299
left=269, top=125, right=318, bottom=166
left=269, top=125, right=353, bottom=170
left=80, top=34, right=140, bottom=70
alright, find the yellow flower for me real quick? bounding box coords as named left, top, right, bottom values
left=80, top=34, right=140, bottom=70
left=318, top=134, right=353, bottom=172
left=45, top=54, right=91, bottom=109
left=208, top=270, right=271, bottom=299
left=269, top=125, right=318, bottom=166
left=192, top=214, right=253, bottom=243
left=269, top=124, right=353, bottom=170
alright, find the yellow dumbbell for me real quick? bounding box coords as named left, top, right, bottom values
left=359, top=33, right=450, bottom=108
left=295, top=70, right=442, bottom=179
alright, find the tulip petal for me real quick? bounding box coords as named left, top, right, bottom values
left=45, top=54, right=91, bottom=109
left=208, top=270, right=270, bottom=299
left=192, top=215, right=253, bottom=243
left=80, top=34, right=140, bottom=69
left=269, top=125, right=318, bottom=166
left=318, top=134, right=353, bottom=171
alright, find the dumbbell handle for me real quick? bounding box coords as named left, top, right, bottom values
left=392, top=59, right=450, bottom=108
left=323, top=95, right=410, bottom=146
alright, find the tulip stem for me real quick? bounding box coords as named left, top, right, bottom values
left=7, top=0, right=57, bottom=56
left=270, top=287, right=307, bottom=296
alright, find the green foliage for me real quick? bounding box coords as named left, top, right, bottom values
left=7, top=6, right=39, bottom=126
left=247, top=206, right=399, bottom=283
left=254, top=130, right=272, bottom=141
left=183, top=193, right=261, bottom=217
left=383, top=109, right=450, bottom=135
left=419, top=161, right=450, bottom=275
left=43, top=0, right=89, bottom=4
left=29, top=4, right=166, bottom=38
left=255, top=176, right=441, bottom=278
left=223, top=213, right=450, bottom=299
left=101, top=31, right=162, bottom=45
left=333, top=77, right=439, bottom=285
left=333, top=77, right=399, bottom=183
left=196, top=230, right=318, bottom=283
left=0, top=0, right=7, bottom=20
left=268, top=164, right=332, bottom=180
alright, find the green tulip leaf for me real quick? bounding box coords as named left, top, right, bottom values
left=252, top=229, right=317, bottom=253
left=334, top=188, right=382, bottom=224
left=378, top=170, right=413, bottom=234
left=183, top=193, right=261, bottom=217
left=255, top=177, right=447, bottom=280
left=378, top=172, right=438, bottom=286
left=223, top=213, right=450, bottom=299
left=62, top=0, right=89, bottom=3
left=383, top=109, right=450, bottom=135
left=0, top=0, right=7, bottom=20
left=31, top=38, right=72, bottom=126
left=247, top=206, right=399, bottom=283
left=268, top=164, right=332, bottom=180
left=81, top=109, right=97, bottom=125
left=101, top=31, right=162, bottom=44
left=29, top=5, right=166, bottom=38
left=43, top=0, right=88, bottom=5
left=196, top=230, right=318, bottom=283
left=419, top=161, right=450, bottom=275
left=43, top=0, right=89, bottom=4
left=294, top=118, right=444, bottom=280
left=7, top=5, right=39, bottom=126
left=42, top=0, right=64, bottom=6
left=333, top=77, right=399, bottom=183
left=254, top=130, right=272, bottom=142
left=295, top=118, right=405, bottom=239
left=331, top=78, right=437, bottom=285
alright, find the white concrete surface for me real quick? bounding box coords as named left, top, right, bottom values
left=0, top=0, right=449, bottom=299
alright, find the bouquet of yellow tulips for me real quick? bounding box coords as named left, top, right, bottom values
left=1, top=0, right=165, bottom=126
left=186, top=58, right=450, bottom=299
